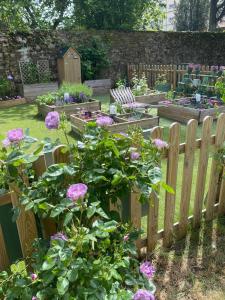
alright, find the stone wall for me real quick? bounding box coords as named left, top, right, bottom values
left=1, top=30, right=225, bottom=85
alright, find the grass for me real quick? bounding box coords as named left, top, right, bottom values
left=154, top=216, right=225, bottom=300
left=0, top=95, right=217, bottom=231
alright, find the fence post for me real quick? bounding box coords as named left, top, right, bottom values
left=163, top=123, right=180, bottom=248
left=0, top=225, right=10, bottom=271
left=219, top=166, right=225, bottom=215
left=206, top=114, right=225, bottom=220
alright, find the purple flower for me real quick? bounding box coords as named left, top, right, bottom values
left=7, top=74, right=13, bottom=80
left=130, top=152, right=140, bottom=160
left=140, top=261, right=155, bottom=279
left=2, top=138, right=11, bottom=147
left=153, top=139, right=168, bottom=150
left=32, top=297, right=38, bottom=300
left=51, top=232, right=68, bottom=241
left=31, top=273, right=38, bottom=281
left=67, top=183, right=88, bottom=201
left=133, top=289, right=155, bottom=300
left=7, top=128, right=24, bottom=143
left=96, top=116, right=114, bottom=127
left=45, top=112, right=60, bottom=129
left=123, top=234, right=129, bottom=242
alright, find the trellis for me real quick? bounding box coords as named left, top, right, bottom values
left=19, top=60, right=50, bottom=84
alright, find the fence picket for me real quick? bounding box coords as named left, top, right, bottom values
left=206, top=114, right=225, bottom=220
left=163, top=123, right=180, bottom=247
left=130, top=187, right=142, bottom=251
left=147, top=127, right=163, bottom=252
left=179, top=119, right=198, bottom=239
left=193, top=116, right=213, bottom=227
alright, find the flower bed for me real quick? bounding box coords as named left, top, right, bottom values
left=158, top=97, right=225, bottom=123
left=37, top=82, right=101, bottom=117
left=70, top=111, right=159, bottom=135
left=135, top=91, right=166, bottom=104
left=0, top=97, right=26, bottom=108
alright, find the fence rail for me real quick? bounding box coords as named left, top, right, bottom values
left=127, top=63, right=216, bottom=89
left=0, top=114, right=225, bottom=270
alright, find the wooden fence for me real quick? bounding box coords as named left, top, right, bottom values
left=0, top=114, right=225, bottom=270
left=127, top=64, right=215, bottom=89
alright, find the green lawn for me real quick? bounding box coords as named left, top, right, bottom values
left=0, top=95, right=216, bottom=231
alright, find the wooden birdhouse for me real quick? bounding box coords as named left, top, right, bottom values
left=57, top=47, right=81, bottom=84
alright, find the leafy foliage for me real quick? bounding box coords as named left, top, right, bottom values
left=175, top=0, right=209, bottom=31
left=131, top=73, right=148, bottom=96
left=77, top=37, right=110, bottom=81
left=215, top=73, right=225, bottom=102
left=58, top=82, right=93, bottom=98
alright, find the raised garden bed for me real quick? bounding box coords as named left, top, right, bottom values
left=135, top=92, right=166, bottom=104
left=0, top=97, right=26, bottom=108
left=23, top=82, right=58, bottom=101
left=38, top=99, right=101, bottom=118
left=70, top=111, right=159, bottom=135
left=158, top=97, right=225, bottom=123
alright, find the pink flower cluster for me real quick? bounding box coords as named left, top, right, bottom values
left=51, top=232, right=68, bottom=241
left=133, top=289, right=155, bottom=300
left=31, top=273, right=38, bottom=281
left=153, top=138, right=168, bottom=150
left=67, top=183, right=88, bottom=201
left=96, top=116, right=114, bottom=127
left=2, top=128, right=24, bottom=147
left=45, top=112, right=60, bottom=129
left=130, top=151, right=140, bottom=161
left=140, top=261, right=155, bottom=279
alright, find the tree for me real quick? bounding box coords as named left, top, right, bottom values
left=175, top=0, right=209, bottom=31
left=72, top=0, right=163, bottom=30
left=209, top=0, right=225, bottom=31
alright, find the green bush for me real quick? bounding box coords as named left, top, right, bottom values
left=0, top=77, right=12, bottom=97
left=77, top=36, right=110, bottom=81
left=58, top=82, right=93, bottom=98
left=36, top=93, right=58, bottom=105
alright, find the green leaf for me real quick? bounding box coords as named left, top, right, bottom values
left=63, top=212, right=73, bottom=226
left=67, top=270, right=78, bottom=282
left=57, top=277, right=69, bottom=295
left=162, top=182, right=175, bottom=194
left=87, top=206, right=96, bottom=219
left=42, top=259, right=55, bottom=270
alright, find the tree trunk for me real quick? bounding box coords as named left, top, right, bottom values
left=209, top=0, right=217, bottom=31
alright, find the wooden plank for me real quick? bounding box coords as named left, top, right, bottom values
left=0, top=193, right=12, bottom=207
left=163, top=123, right=180, bottom=247
left=206, top=114, right=225, bottom=220
left=0, top=225, right=10, bottom=271
left=218, top=167, right=225, bottom=215
left=147, top=126, right=163, bottom=252
left=10, top=187, right=38, bottom=259
left=130, top=187, right=142, bottom=251
left=178, top=119, right=198, bottom=239
left=32, top=154, right=46, bottom=177
left=0, top=98, right=26, bottom=108
left=53, top=145, right=70, bottom=163
left=193, top=116, right=213, bottom=227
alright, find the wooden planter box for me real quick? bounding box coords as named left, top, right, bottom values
left=0, top=98, right=26, bottom=108
left=23, top=82, right=58, bottom=101
left=70, top=112, right=159, bottom=135
left=84, top=79, right=112, bottom=95
left=158, top=104, right=225, bottom=124
left=135, top=92, right=166, bottom=104
left=38, top=99, right=101, bottom=118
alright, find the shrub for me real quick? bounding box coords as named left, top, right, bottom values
left=77, top=36, right=110, bottom=81
left=131, top=73, right=148, bottom=96
left=58, top=82, right=93, bottom=99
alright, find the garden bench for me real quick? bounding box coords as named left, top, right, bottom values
left=110, top=87, right=157, bottom=112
